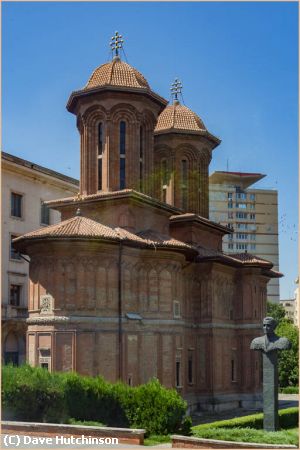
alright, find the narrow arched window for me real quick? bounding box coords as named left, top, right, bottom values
left=161, top=159, right=167, bottom=203
left=97, top=123, right=103, bottom=190
left=181, top=159, right=188, bottom=210
left=120, top=121, right=126, bottom=189
left=139, top=126, right=143, bottom=190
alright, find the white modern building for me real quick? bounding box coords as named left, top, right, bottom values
left=1, top=152, right=78, bottom=365
left=209, top=171, right=279, bottom=302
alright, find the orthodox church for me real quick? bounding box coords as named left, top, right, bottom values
left=14, top=33, right=281, bottom=411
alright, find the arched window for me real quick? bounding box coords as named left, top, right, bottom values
left=181, top=159, right=188, bottom=210
left=120, top=121, right=126, bottom=189
left=161, top=159, right=167, bottom=203
left=139, top=126, right=143, bottom=190
left=97, top=123, right=103, bottom=190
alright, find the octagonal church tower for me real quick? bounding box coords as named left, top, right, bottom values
left=67, top=34, right=167, bottom=196
left=154, top=80, right=220, bottom=218
left=13, top=33, right=282, bottom=412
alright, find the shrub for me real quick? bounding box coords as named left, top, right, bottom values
left=192, top=407, right=299, bottom=432
left=2, top=366, right=189, bottom=435
left=280, top=386, right=299, bottom=394
left=2, top=364, right=66, bottom=423
left=119, top=378, right=188, bottom=435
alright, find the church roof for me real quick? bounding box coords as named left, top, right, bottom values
left=229, top=252, right=273, bottom=267
left=13, top=213, right=195, bottom=253
left=85, top=57, right=150, bottom=90
left=154, top=101, right=206, bottom=134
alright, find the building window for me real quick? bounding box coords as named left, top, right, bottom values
left=161, top=159, right=168, bottom=202
left=237, top=223, right=248, bottom=230
left=41, top=201, right=50, bottom=225
left=140, top=126, right=143, bottom=190
left=11, top=192, right=23, bottom=218
left=181, top=160, right=188, bottom=210
left=10, top=284, right=21, bottom=306
left=237, top=233, right=247, bottom=240
left=250, top=213, right=256, bottom=220
left=120, top=121, right=126, bottom=189
left=176, top=360, right=181, bottom=387
left=188, top=351, right=193, bottom=384
left=250, top=193, right=255, bottom=200
left=250, top=234, right=256, bottom=241
left=98, top=122, right=103, bottom=190
left=10, top=235, right=21, bottom=260
left=236, top=192, right=246, bottom=200
left=236, top=203, right=247, bottom=209
left=228, top=243, right=234, bottom=249
left=228, top=212, right=233, bottom=219
left=236, top=243, right=248, bottom=250
left=98, top=123, right=103, bottom=155
left=228, top=202, right=233, bottom=209
left=228, top=192, right=233, bottom=199
left=236, top=212, right=247, bottom=219
left=250, top=244, right=256, bottom=250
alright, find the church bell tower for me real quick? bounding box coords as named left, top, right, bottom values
left=66, top=32, right=167, bottom=196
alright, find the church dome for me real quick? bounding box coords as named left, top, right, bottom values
left=154, top=101, right=207, bottom=134
left=85, top=57, right=150, bottom=90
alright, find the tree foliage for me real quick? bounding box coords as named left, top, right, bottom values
left=267, top=301, right=299, bottom=387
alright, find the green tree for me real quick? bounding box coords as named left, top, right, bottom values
left=267, top=301, right=286, bottom=323
left=266, top=301, right=298, bottom=387
left=276, top=320, right=299, bottom=387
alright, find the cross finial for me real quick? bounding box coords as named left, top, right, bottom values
left=171, top=78, right=183, bottom=102
left=110, top=31, right=124, bottom=59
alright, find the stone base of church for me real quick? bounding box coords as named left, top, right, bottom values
left=185, top=392, right=263, bottom=414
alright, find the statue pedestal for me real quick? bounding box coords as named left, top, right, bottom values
left=263, top=352, right=279, bottom=431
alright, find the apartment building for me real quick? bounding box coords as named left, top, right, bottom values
left=1, top=152, right=78, bottom=365
left=209, top=171, right=279, bottom=302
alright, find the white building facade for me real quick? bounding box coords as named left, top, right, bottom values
left=209, top=171, right=279, bottom=302
left=1, top=152, right=78, bottom=365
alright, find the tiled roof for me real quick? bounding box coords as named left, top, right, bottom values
left=229, top=253, right=273, bottom=266
left=13, top=214, right=194, bottom=253
left=86, top=58, right=149, bottom=90
left=137, top=229, right=192, bottom=249
left=44, top=189, right=181, bottom=214
left=154, top=102, right=206, bottom=133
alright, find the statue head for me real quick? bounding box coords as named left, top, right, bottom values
left=263, top=317, right=277, bottom=336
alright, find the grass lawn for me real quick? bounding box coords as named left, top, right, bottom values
left=143, top=435, right=171, bottom=446
left=192, top=427, right=299, bottom=446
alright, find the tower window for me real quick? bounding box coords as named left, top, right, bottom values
left=97, top=122, right=103, bottom=190
left=98, top=123, right=103, bottom=155
left=161, top=159, right=168, bottom=202
left=140, top=126, right=143, bottom=190
left=120, top=121, right=126, bottom=189
left=181, top=160, right=188, bottom=210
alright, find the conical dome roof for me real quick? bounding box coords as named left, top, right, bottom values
left=154, top=101, right=207, bottom=134
left=85, top=57, right=150, bottom=90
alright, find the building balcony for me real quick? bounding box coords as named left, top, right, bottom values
left=2, top=304, right=28, bottom=320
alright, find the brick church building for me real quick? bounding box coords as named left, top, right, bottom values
left=14, top=33, right=281, bottom=411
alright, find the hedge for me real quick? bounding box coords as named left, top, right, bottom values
left=192, top=407, right=299, bottom=432
left=280, top=386, right=299, bottom=394
left=2, top=365, right=190, bottom=436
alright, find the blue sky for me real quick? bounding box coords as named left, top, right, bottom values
left=2, top=2, right=298, bottom=299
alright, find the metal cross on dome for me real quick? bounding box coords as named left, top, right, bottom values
left=110, top=31, right=124, bottom=58
left=171, top=78, right=183, bottom=102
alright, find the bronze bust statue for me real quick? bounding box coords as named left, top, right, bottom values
left=250, top=316, right=291, bottom=353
